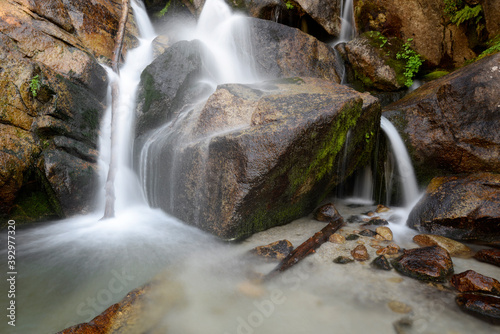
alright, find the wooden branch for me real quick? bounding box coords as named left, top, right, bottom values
left=103, top=0, right=130, bottom=220
left=265, top=213, right=345, bottom=280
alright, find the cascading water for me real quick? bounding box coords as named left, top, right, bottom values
left=338, top=0, right=356, bottom=43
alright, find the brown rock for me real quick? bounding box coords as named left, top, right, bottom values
left=376, top=204, right=390, bottom=213
left=249, top=239, right=294, bottom=261
left=391, top=246, right=454, bottom=282
left=329, top=233, right=346, bottom=244
left=474, top=249, right=500, bottom=268
left=376, top=226, right=393, bottom=241
left=455, top=293, right=500, bottom=325
left=451, top=270, right=500, bottom=296
left=351, top=244, right=370, bottom=261
left=388, top=300, right=412, bottom=314
left=408, top=174, right=500, bottom=245
left=413, top=234, right=472, bottom=258
left=313, top=203, right=341, bottom=222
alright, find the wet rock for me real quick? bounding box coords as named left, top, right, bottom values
left=376, top=226, right=393, bottom=241
left=333, top=256, right=354, bottom=264
left=359, top=229, right=377, bottom=237
left=347, top=215, right=364, bottom=224
left=249, top=239, right=294, bottom=261
left=474, top=249, right=500, bottom=268
left=371, top=255, right=392, bottom=270
left=391, top=246, right=454, bottom=282
left=376, top=243, right=401, bottom=256
left=376, top=204, right=390, bottom=213
left=455, top=293, right=500, bottom=325
left=413, top=234, right=472, bottom=258
left=384, top=53, right=500, bottom=179
left=388, top=300, right=412, bottom=314
left=313, top=203, right=341, bottom=222
left=136, top=77, right=381, bottom=239
left=407, top=174, right=500, bottom=245
left=362, top=217, right=389, bottom=226
left=346, top=234, right=360, bottom=241
left=328, top=233, right=346, bottom=244
left=351, top=244, right=370, bottom=261
left=451, top=270, right=500, bottom=296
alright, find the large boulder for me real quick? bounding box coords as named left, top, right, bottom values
left=137, top=77, right=380, bottom=239
left=407, top=173, right=500, bottom=245
left=353, top=0, right=478, bottom=67
left=0, top=0, right=137, bottom=221
left=383, top=53, right=500, bottom=183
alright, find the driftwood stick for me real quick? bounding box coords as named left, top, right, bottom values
left=103, top=0, right=130, bottom=219
left=265, top=214, right=345, bottom=280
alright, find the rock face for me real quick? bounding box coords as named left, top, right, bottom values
left=137, top=78, right=380, bottom=239
left=407, top=173, right=500, bottom=244
left=0, top=0, right=137, bottom=220
left=391, top=246, right=454, bottom=282
left=344, top=32, right=406, bottom=91
left=353, top=0, right=477, bottom=67
left=383, top=53, right=500, bottom=182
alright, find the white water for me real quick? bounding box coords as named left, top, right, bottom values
left=380, top=116, right=420, bottom=206
left=338, top=0, right=356, bottom=43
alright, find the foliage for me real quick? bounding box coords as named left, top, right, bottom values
left=476, top=34, right=500, bottom=61
left=367, top=31, right=388, bottom=48
left=156, top=0, right=171, bottom=17
left=285, top=1, right=294, bottom=10
left=30, top=74, right=40, bottom=97
left=443, top=0, right=484, bottom=34
left=396, top=39, right=423, bottom=87
left=423, top=70, right=450, bottom=81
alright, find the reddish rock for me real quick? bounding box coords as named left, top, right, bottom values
left=249, top=239, right=294, bottom=261
left=455, top=293, right=500, bottom=325
left=474, top=249, right=500, bottom=268
left=451, top=270, right=500, bottom=296
left=351, top=244, right=370, bottom=261
left=391, top=246, right=454, bottom=282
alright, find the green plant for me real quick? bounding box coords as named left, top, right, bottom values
left=30, top=74, right=40, bottom=97
left=156, top=0, right=171, bottom=17
left=285, top=1, right=294, bottom=10
left=443, top=0, right=484, bottom=34
left=396, top=39, right=423, bottom=87
left=476, top=34, right=500, bottom=60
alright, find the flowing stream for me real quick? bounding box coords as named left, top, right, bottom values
left=1, top=1, right=497, bottom=334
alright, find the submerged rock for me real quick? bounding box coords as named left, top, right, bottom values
left=383, top=53, right=500, bottom=181
left=249, top=239, right=294, bottom=261
left=407, top=173, right=500, bottom=245
left=455, top=293, right=500, bottom=325
left=451, top=270, right=500, bottom=296
left=371, top=255, right=392, bottom=270
left=413, top=234, right=472, bottom=258
left=391, top=246, right=454, bottom=282
left=474, top=249, right=500, bottom=268
left=333, top=255, right=354, bottom=264
left=137, top=77, right=380, bottom=239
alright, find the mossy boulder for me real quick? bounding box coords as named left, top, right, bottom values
left=138, top=77, right=380, bottom=239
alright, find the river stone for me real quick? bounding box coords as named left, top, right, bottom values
left=407, top=173, right=500, bottom=245
left=383, top=53, right=500, bottom=181
left=313, top=203, right=341, bottom=222
left=249, top=239, right=294, bottom=261
left=413, top=234, right=472, bottom=258
left=371, top=255, right=392, bottom=270
left=474, top=249, right=500, bottom=268
left=391, top=246, right=454, bottom=282
left=351, top=244, right=370, bottom=261
left=376, top=226, right=393, bottom=241
left=451, top=270, right=500, bottom=296
left=455, top=293, right=500, bottom=325
left=137, top=77, right=380, bottom=239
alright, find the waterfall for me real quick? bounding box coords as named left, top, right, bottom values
left=338, top=0, right=356, bottom=43
left=380, top=116, right=420, bottom=206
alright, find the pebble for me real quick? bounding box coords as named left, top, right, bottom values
left=328, top=233, right=346, bottom=244
left=413, top=234, right=472, bottom=258
left=313, top=203, right=340, bottom=222
left=249, top=239, right=294, bottom=261
left=333, top=256, right=354, bottom=264
left=351, top=244, right=370, bottom=261
left=358, top=229, right=378, bottom=237
left=375, top=204, right=391, bottom=213
left=346, top=234, right=360, bottom=241
left=388, top=300, right=412, bottom=314
left=376, top=226, right=393, bottom=241
left=371, top=255, right=392, bottom=270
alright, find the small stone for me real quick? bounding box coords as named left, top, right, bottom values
left=384, top=242, right=401, bottom=255
left=456, top=293, right=500, bottom=325
left=388, top=277, right=404, bottom=283
left=313, top=203, right=340, bottom=222
left=450, top=270, right=500, bottom=296
left=237, top=281, right=265, bottom=298
left=333, top=256, right=354, bottom=264
left=374, top=234, right=385, bottom=241
left=347, top=215, right=363, bottom=224
left=474, top=249, right=500, bottom=267
left=351, top=244, right=370, bottom=261
left=371, top=255, right=392, bottom=270
left=388, top=300, right=412, bottom=314
left=413, top=234, right=472, bottom=257
left=376, top=226, right=393, bottom=241
left=391, top=246, right=454, bottom=282
left=375, top=204, right=391, bottom=213
left=346, top=234, right=360, bottom=241
left=249, top=239, right=293, bottom=261
left=363, top=217, right=389, bottom=226
left=329, top=233, right=346, bottom=244
left=359, top=229, right=377, bottom=237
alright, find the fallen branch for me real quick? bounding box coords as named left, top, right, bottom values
left=265, top=212, right=345, bottom=280
left=103, top=0, right=130, bottom=219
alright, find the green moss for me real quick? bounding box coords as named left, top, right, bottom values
left=140, top=71, right=162, bottom=115
left=423, top=70, right=450, bottom=81
left=82, top=108, right=100, bottom=131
